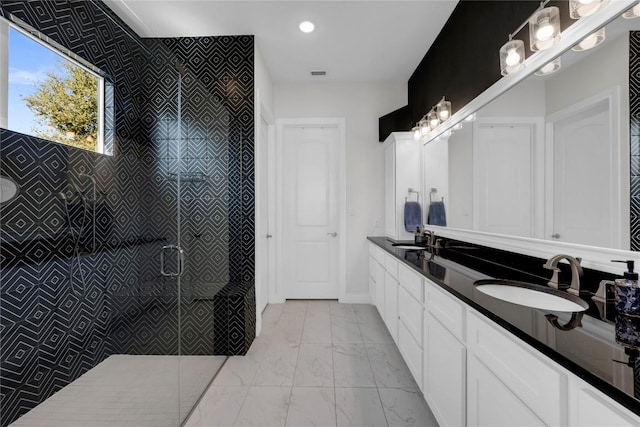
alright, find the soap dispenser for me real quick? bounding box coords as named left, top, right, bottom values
left=612, top=260, right=640, bottom=317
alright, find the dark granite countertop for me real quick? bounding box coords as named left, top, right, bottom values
left=367, top=236, right=640, bottom=416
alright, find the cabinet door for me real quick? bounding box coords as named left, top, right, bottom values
left=398, top=319, right=423, bottom=390
left=467, top=355, right=545, bottom=427
left=424, top=313, right=466, bottom=427
left=374, top=262, right=385, bottom=317
left=467, top=311, right=565, bottom=426
left=571, top=379, right=639, bottom=426
left=384, top=271, right=398, bottom=343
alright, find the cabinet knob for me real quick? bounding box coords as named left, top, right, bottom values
left=327, top=232, right=338, bottom=237
left=551, top=233, right=561, bottom=239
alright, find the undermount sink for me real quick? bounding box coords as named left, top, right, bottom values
left=473, top=279, right=589, bottom=313
left=391, top=243, right=426, bottom=250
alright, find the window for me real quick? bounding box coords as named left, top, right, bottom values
left=0, top=15, right=113, bottom=154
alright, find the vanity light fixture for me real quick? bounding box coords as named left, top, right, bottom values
left=419, top=118, right=430, bottom=138
left=500, top=38, right=525, bottom=76
left=623, top=3, right=640, bottom=19
left=427, top=109, right=440, bottom=130
left=572, top=27, right=605, bottom=51
left=412, top=125, right=421, bottom=140
left=569, top=0, right=609, bottom=19
left=436, top=97, right=452, bottom=121
left=529, top=5, right=561, bottom=51
left=299, top=21, right=315, bottom=33
left=535, top=57, right=562, bottom=75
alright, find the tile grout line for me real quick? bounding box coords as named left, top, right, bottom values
left=284, top=300, right=307, bottom=426
left=331, top=304, right=338, bottom=427
left=359, top=312, right=391, bottom=427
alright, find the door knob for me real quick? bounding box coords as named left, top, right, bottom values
left=327, top=232, right=337, bottom=237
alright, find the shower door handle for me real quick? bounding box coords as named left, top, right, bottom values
left=160, top=244, right=185, bottom=277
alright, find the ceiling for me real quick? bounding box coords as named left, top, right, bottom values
left=104, top=0, right=459, bottom=83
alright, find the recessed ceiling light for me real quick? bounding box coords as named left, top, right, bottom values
left=299, top=21, right=315, bottom=33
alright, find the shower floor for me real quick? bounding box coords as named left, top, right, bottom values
left=9, top=354, right=226, bottom=427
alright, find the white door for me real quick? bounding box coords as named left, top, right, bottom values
left=474, top=123, right=534, bottom=237
left=551, top=101, right=613, bottom=247
left=281, top=125, right=340, bottom=299
left=256, top=114, right=271, bottom=313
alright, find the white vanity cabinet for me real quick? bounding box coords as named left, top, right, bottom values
left=397, top=263, right=424, bottom=390
left=366, top=243, right=640, bottom=426
left=383, top=132, right=422, bottom=241
left=423, top=278, right=467, bottom=427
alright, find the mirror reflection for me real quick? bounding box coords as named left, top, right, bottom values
left=424, top=13, right=640, bottom=251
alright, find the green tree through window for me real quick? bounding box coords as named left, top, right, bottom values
left=23, top=60, right=98, bottom=151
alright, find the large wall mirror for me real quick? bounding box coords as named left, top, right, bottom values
left=423, top=5, right=640, bottom=264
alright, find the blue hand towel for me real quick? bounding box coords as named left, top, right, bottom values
left=404, top=201, right=422, bottom=232
left=428, top=201, right=447, bottom=226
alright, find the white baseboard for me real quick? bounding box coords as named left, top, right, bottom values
left=339, top=293, right=371, bottom=304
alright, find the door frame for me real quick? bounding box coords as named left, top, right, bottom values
left=255, top=89, right=275, bottom=336
left=274, top=118, right=347, bottom=303
left=544, top=87, right=622, bottom=249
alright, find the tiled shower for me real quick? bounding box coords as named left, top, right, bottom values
left=0, top=1, right=255, bottom=425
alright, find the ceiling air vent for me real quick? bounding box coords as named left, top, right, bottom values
left=311, top=71, right=326, bottom=76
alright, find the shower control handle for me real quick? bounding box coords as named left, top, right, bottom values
left=160, top=244, right=185, bottom=277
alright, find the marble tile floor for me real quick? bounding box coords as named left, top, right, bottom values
left=9, top=355, right=226, bottom=427
left=185, top=301, right=438, bottom=427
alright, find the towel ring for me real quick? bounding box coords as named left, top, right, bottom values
left=429, top=188, right=444, bottom=204
left=406, top=188, right=420, bottom=203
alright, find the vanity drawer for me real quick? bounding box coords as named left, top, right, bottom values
left=385, top=253, right=399, bottom=279
left=426, top=279, right=465, bottom=342
left=398, top=263, right=423, bottom=303
left=399, top=285, right=423, bottom=346
left=369, top=243, right=384, bottom=264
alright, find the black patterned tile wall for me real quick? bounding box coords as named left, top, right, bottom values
left=631, top=31, right=640, bottom=250
left=0, top=1, right=255, bottom=425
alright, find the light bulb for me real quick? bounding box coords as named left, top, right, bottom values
left=439, top=110, right=449, bottom=120
left=413, top=128, right=420, bottom=140
left=536, top=20, right=554, bottom=41
left=429, top=118, right=439, bottom=129
left=570, top=0, right=606, bottom=18
left=505, top=48, right=521, bottom=66
left=299, top=21, right=315, bottom=33
left=535, top=57, right=561, bottom=76
left=579, top=34, right=598, bottom=50
left=420, top=121, right=429, bottom=138
left=572, top=28, right=605, bottom=52
left=623, top=4, right=640, bottom=19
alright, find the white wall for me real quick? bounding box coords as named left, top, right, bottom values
left=254, top=43, right=274, bottom=114
left=275, top=82, right=407, bottom=299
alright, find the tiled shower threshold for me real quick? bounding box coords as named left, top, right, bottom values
left=8, top=355, right=227, bottom=427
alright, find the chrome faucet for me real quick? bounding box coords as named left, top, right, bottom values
left=423, top=229, right=437, bottom=248
left=543, top=254, right=585, bottom=296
